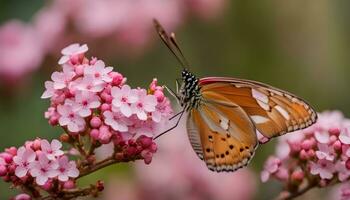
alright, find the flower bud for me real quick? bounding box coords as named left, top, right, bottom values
left=291, top=170, right=304, bottom=183
left=75, top=64, right=85, bottom=76
left=0, top=165, right=7, bottom=176
left=5, top=147, right=17, bottom=156
left=333, top=140, right=342, bottom=151
left=90, top=117, right=102, bottom=128
left=346, top=159, right=350, bottom=170
left=42, top=180, right=53, bottom=190
left=110, top=72, right=124, bottom=86
left=301, top=140, right=313, bottom=150
left=33, top=139, right=42, bottom=151
left=98, top=126, right=112, bottom=144
left=299, top=149, right=308, bottom=160
left=154, top=90, right=164, bottom=102
left=101, top=103, right=111, bottom=112
left=13, top=193, right=32, bottom=200
left=63, top=180, right=76, bottom=189
left=137, top=135, right=153, bottom=148
left=329, top=127, right=341, bottom=135
left=60, top=133, right=70, bottom=143
left=90, top=129, right=100, bottom=140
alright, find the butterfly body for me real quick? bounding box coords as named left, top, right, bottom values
left=179, top=69, right=201, bottom=111
left=154, top=19, right=317, bottom=172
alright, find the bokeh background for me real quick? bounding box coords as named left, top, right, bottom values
left=0, top=0, right=349, bottom=199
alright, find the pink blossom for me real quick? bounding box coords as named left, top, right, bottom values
left=57, top=103, right=86, bottom=133
left=315, top=143, right=335, bottom=161
left=261, top=156, right=281, bottom=182
left=339, top=129, right=350, bottom=145
left=29, top=154, right=59, bottom=186
left=315, top=131, right=330, bottom=144
left=76, top=75, right=104, bottom=93
left=0, top=157, right=5, bottom=166
left=310, top=159, right=336, bottom=179
left=84, top=60, right=113, bottom=84
left=51, top=65, right=75, bottom=90
left=33, top=6, right=66, bottom=52
left=0, top=20, right=43, bottom=82
left=40, top=139, right=64, bottom=160
left=152, top=98, right=172, bottom=123
left=132, top=89, right=157, bottom=120
left=41, top=81, right=55, bottom=99
left=57, top=156, right=79, bottom=182
left=58, top=43, right=88, bottom=65
left=72, top=91, right=101, bottom=117
left=336, top=161, right=350, bottom=182
left=103, top=111, right=129, bottom=132
left=111, top=85, right=138, bottom=117
left=13, top=147, right=36, bottom=178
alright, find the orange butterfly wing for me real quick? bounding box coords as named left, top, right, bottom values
left=199, top=77, right=318, bottom=138
left=187, top=91, right=258, bottom=172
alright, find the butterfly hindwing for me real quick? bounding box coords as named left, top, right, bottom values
left=187, top=92, right=257, bottom=172
left=199, top=77, right=317, bottom=139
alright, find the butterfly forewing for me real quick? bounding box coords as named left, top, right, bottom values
left=199, top=77, right=317, bottom=139
left=187, top=91, right=257, bottom=172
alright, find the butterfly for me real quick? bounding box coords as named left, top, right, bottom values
left=153, top=20, right=318, bottom=172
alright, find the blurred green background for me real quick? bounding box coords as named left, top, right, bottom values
left=0, top=0, right=349, bottom=199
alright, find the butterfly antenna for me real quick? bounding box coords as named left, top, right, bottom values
left=153, top=19, right=189, bottom=69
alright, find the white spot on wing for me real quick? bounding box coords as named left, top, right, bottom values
left=252, top=89, right=269, bottom=104
left=275, top=105, right=290, bottom=120
left=257, top=100, right=270, bottom=111
left=220, top=116, right=229, bottom=130
left=251, top=115, right=269, bottom=124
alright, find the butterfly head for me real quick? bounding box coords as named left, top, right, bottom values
left=179, top=69, right=201, bottom=110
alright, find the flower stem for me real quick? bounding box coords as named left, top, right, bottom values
left=279, top=182, right=317, bottom=200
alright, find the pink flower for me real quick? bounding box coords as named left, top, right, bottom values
left=0, top=20, right=43, bottom=82
left=310, top=159, right=336, bottom=179
left=336, top=161, right=350, bottom=182
left=72, top=91, right=101, bottom=117
left=40, top=139, right=64, bottom=160
left=58, top=43, right=88, bottom=65
left=152, top=98, right=172, bottom=123
left=111, top=85, right=138, bottom=117
left=41, top=81, right=55, bottom=99
left=51, top=65, right=75, bottom=90
left=0, top=157, right=5, bottom=166
left=315, top=143, right=335, bottom=161
left=13, top=147, right=36, bottom=178
left=132, top=89, right=157, bottom=120
left=103, top=111, right=129, bottom=132
left=76, top=75, right=104, bottom=93
left=57, top=103, right=86, bottom=133
left=29, top=154, right=59, bottom=186
left=315, top=131, right=330, bottom=144
left=261, top=156, right=281, bottom=182
left=339, top=129, right=350, bottom=145
left=57, top=156, right=79, bottom=182
left=84, top=60, right=113, bottom=84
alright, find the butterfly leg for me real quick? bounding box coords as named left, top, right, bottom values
left=153, top=109, right=185, bottom=140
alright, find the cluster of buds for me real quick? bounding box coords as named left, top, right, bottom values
left=261, top=111, right=350, bottom=199
left=0, top=43, right=172, bottom=199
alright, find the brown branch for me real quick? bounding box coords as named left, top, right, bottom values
left=278, top=182, right=317, bottom=200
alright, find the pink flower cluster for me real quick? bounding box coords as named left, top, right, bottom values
left=43, top=43, right=171, bottom=160
left=261, top=111, right=350, bottom=198
left=0, top=0, right=227, bottom=85
left=0, top=139, right=78, bottom=190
